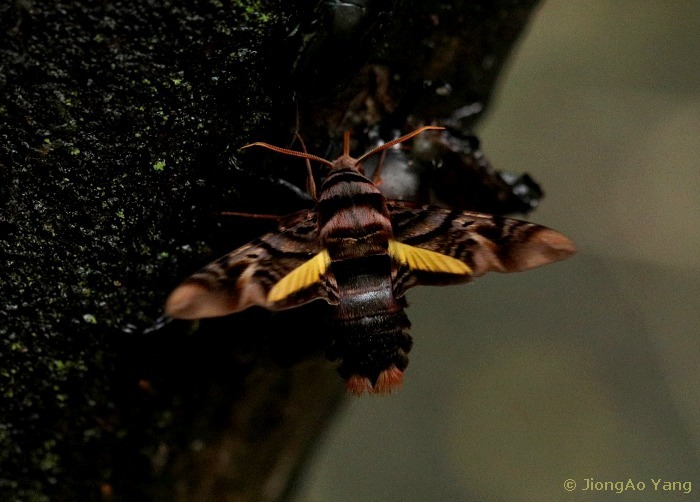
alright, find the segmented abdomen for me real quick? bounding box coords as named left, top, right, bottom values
left=325, top=254, right=412, bottom=387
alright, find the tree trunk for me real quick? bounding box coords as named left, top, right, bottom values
left=0, top=1, right=540, bottom=500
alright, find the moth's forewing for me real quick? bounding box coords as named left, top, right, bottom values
left=165, top=210, right=332, bottom=320
left=388, top=200, right=576, bottom=293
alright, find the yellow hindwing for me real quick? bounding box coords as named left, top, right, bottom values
left=267, top=250, right=331, bottom=303
left=388, top=240, right=472, bottom=275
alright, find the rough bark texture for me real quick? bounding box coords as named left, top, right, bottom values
left=0, top=1, right=539, bottom=500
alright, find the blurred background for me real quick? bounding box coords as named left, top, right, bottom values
left=293, top=1, right=700, bottom=500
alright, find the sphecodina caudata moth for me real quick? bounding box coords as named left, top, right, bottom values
left=164, top=126, right=576, bottom=395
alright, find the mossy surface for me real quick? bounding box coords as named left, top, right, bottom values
left=0, top=1, right=300, bottom=499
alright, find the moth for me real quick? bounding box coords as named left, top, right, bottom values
left=165, top=126, right=576, bottom=395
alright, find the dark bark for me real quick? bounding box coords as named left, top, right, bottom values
left=0, top=1, right=539, bottom=500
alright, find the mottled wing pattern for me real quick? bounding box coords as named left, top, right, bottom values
left=388, top=200, right=576, bottom=294
left=165, top=210, right=332, bottom=320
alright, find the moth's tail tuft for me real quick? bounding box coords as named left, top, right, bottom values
left=346, top=365, right=404, bottom=396
left=329, top=307, right=412, bottom=397
left=373, top=365, right=405, bottom=394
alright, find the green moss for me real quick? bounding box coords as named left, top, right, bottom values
left=233, top=0, right=274, bottom=24
left=38, top=440, right=59, bottom=472
left=82, top=314, right=97, bottom=324
left=10, top=342, right=28, bottom=352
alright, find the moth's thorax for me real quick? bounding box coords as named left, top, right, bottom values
left=318, top=167, right=379, bottom=199
left=317, top=167, right=393, bottom=261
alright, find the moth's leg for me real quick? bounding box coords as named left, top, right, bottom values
left=293, top=132, right=317, bottom=200
left=219, top=211, right=282, bottom=222
left=228, top=156, right=312, bottom=203
left=371, top=148, right=388, bottom=186
left=290, top=104, right=317, bottom=200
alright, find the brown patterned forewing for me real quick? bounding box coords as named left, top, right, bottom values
left=165, top=210, right=332, bottom=319
left=388, top=200, right=576, bottom=292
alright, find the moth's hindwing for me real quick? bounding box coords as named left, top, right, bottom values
left=388, top=240, right=472, bottom=275
left=388, top=200, right=576, bottom=294
left=165, top=210, right=335, bottom=320
left=267, top=250, right=331, bottom=303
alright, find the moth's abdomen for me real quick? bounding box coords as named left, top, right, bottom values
left=329, top=308, right=412, bottom=396
left=327, top=255, right=412, bottom=395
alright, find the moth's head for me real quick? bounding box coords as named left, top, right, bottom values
left=331, top=153, right=364, bottom=174
left=241, top=125, right=445, bottom=181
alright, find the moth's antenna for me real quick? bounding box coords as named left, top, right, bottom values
left=357, top=125, right=445, bottom=163
left=241, top=142, right=334, bottom=169
left=371, top=148, right=389, bottom=185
